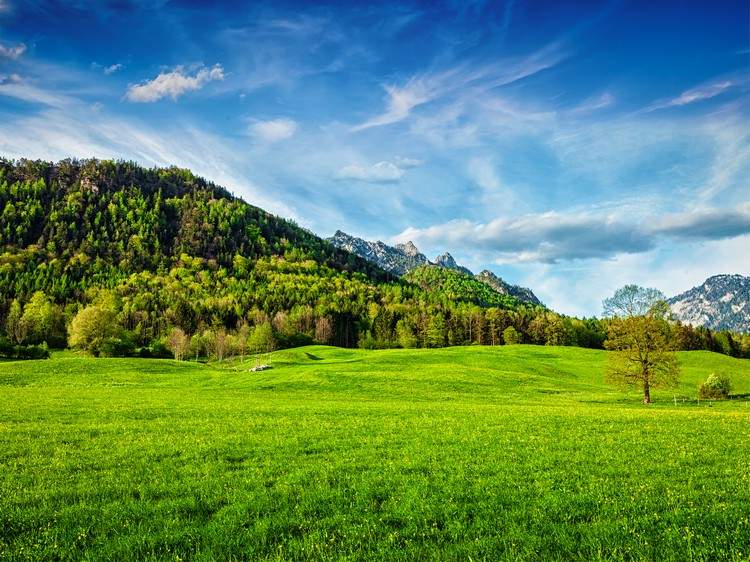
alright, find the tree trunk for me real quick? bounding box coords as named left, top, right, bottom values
left=643, top=378, right=651, bottom=404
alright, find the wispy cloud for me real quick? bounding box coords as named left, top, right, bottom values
left=351, top=41, right=568, bottom=131
left=647, top=79, right=735, bottom=111
left=467, top=157, right=501, bottom=191
left=248, top=117, right=297, bottom=142
left=393, top=156, right=423, bottom=168
left=103, top=63, right=123, bottom=75
left=337, top=161, right=405, bottom=183
left=125, top=64, right=224, bottom=102
left=569, top=92, right=614, bottom=114
left=351, top=80, right=434, bottom=131
left=0, top=76, right=75, bottom=108
left=0, top=41, right=26, bottom=59
left=394, top=204, right=750, bottom=264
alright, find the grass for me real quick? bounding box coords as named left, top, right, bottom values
left=1, top=345, right=749, bottom=561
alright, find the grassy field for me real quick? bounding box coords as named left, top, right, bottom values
left=1, top=345, right=749, bottom=561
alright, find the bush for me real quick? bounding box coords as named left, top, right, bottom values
left=0, top=338, right=50, bottom=360
left=136, top=341, right=172, bottom=359
left=98, top=334, right=137, bottom=358
left=698, top=373, right=731, bottom=400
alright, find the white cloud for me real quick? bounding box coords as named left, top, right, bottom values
left=0, top=72, right=21, bottom=85
left=103, top=63, right=123, bottom=75
left=351, top=80, right=434, bottom=131
left=125, top=64, right=224, bottom=102
left=337, top=161, right=405, bottom=183
left=351, top=41, right=567, bottom=132
left=517, top=235, right=750, bottom=317
left=0, top=41, right=26, bottom=59
left=393, top=156, right=424, bottom=168
left=394, top=204, right=750, bottom=264
left=248, top=118, right=298, bottom=142
left=570, top=92, right=614, bottom=114
left=647, top=80, right=735, bottom=111
left=0, top=77, right=74, bottom=108
left=468, top=157, right=501, bottom=191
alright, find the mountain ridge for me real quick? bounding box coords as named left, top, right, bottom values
left=669, top=274, right=750, bottom=333
left=328, top=230, right=542, bottom=306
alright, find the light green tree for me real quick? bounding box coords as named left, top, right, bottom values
left=603, top=286, right=680, bottom=404
left=68, top=304, right=121, bottom=354
left=5, top=299, right=23, bottom=344
left=19, top=291, right=54, bottom=345
left=502, top=326, right=521, bottom=345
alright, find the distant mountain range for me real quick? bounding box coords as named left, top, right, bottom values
left=328, top=230, right=543, bottom=306
left=669, top=274, right=750, bottom=333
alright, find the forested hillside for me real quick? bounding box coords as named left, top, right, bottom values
left=1, top=158, right=747, bottom=359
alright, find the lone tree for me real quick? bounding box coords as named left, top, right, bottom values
left=602, top=285, right=680, bottom=404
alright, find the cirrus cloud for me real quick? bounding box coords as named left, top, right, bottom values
left=337, top=161, right=405, bottom=183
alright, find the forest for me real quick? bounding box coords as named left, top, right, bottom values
left=2, top=158, right=749, bottom=360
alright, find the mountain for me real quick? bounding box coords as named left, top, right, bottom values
left=1, top=158, right=547, bottom=354
left=0, top=158, right=387, bottom=283
left=668, top=275, right=750, bottom=333
left=434, top=252, right=473, bottom=276
left=329, top=230, right=428, bottom=275
left=475, top=270, right=543, bottom=307
left=328, top=230, right=542, bottom=306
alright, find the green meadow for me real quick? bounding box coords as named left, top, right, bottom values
left=1, top=345, right=749, bottom=561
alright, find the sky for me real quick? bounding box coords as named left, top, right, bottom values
left=0, top=0, right=749, bottom=316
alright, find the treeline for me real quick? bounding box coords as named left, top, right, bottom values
left=1, top=158, right=748, bottom=361
left=3, top=259, right=749, bottom=360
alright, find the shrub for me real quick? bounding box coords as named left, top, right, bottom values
left=698, top=373, right=731, bottom=400
left=0, top=338, right=50, bottom=360
left=98, top=334, right=137, bottom=358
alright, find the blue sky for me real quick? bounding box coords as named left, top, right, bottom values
left=1, top=0, right=749, bottom=315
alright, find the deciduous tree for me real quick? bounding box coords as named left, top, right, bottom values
left=603, top=286, right=679, bottom=404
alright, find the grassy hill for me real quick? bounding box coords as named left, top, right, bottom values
left=1, top=346, right=749, bottom=560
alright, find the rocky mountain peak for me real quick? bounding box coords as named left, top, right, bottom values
left=327, top=230, right=543, bottom=306
left=435, top=252, right=457, bottom=268
left=668, top=274, right=750, bottom=332
left=435, top=252, right=473, bottom=276
left=396, top=241, right=422, bottom=257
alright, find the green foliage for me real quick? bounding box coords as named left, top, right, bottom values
left=68, top=303, right=123, bottom=355
left=4, top=299, right=22, bottom=344
left=604, top=306, right=680, bottom=403
left=247, top=321, right=276, bottom=356
left=698, top=373, right=732, bottom=400
left=405, top=265, right=522, bottom=308
left=502, top=326, right=521, bottom=345
left=0, top=337, right=50, bottom=359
